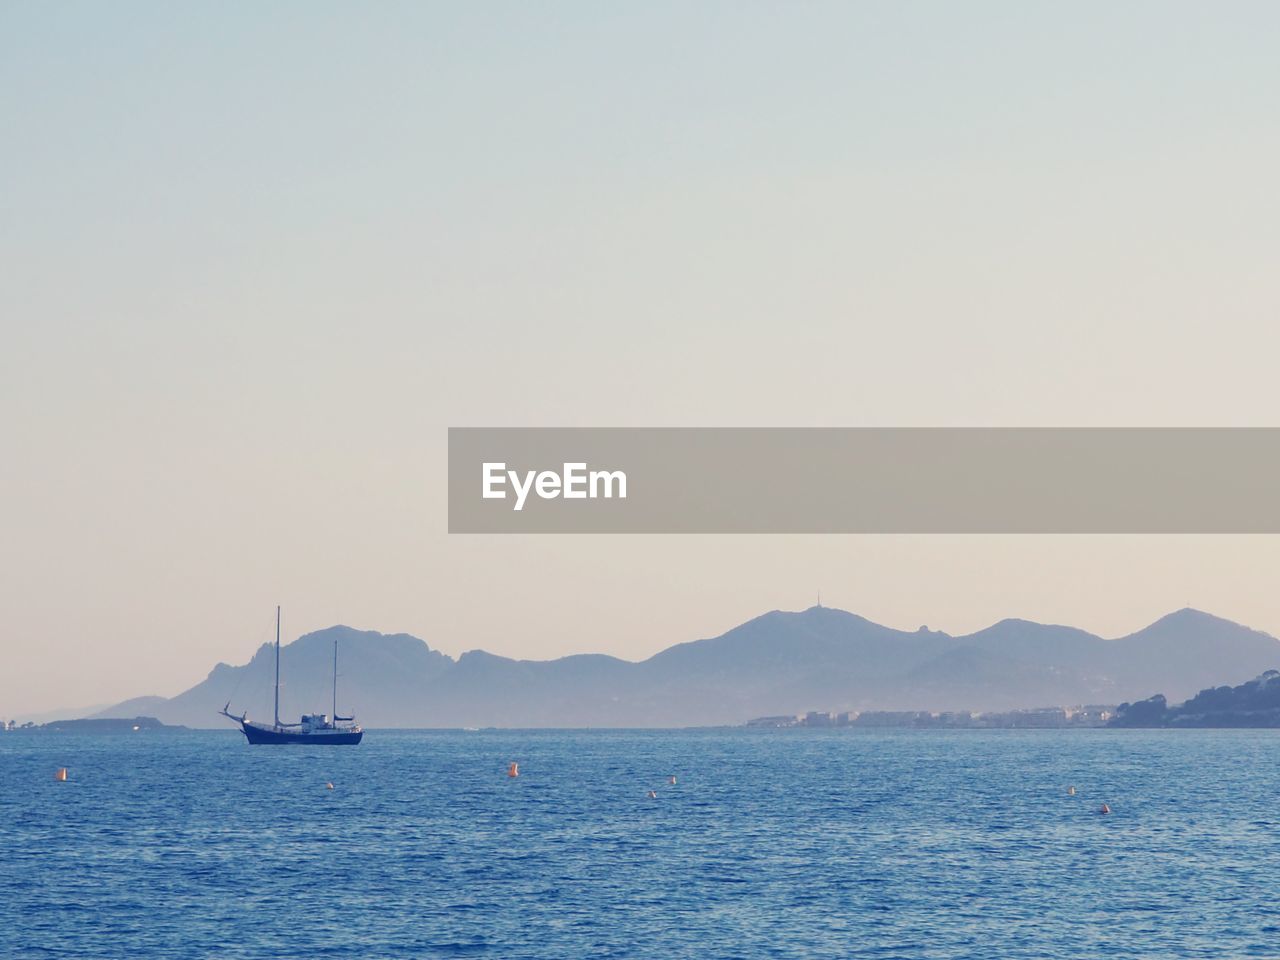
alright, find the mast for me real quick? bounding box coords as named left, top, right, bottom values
left=332, top=637, right=338, bottom=719
left=274, top=605, right=281, bottom=729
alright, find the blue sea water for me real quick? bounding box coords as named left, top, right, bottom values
left=3, top=728, right=1279, bottom=959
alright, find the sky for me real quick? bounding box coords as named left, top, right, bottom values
left=3, top=1, right=1280, bottom=715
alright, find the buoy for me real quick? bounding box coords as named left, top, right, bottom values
left=1099, top=803, right=1111, bottom=815
left=668, top=775, right=677, bottom=785
left=54, top=768, right=68, bottom=782
left=326, top=781, right=334, bottom=790
left=1067, top=785, right=1076, bottom=796
left=507, top=762, right=519, bottom=778
left=647, top=790, right=657, bottom=799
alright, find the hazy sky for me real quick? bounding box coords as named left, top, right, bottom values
left=4, top=2, right=1280, bottom=715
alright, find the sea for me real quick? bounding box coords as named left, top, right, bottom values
left=3, top=728, right=1279, bottom=959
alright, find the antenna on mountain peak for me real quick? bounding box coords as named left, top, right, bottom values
left=816, top=590, right=822, bottom=608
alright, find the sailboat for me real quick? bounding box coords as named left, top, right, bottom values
left=220, top=607, right=364, bottom=745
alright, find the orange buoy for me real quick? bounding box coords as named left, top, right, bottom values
left=54, top=768, right=68, bottom=782
left=668, top=775, right=677, bottom=785
left=326, top=781, right=335, bottom=790
left=1099, top=803, right=1111, bottom=815
left=1067, top=785, right=1076, bottom=796
left=507, top=762, right=519, bottom=778
left=647, top=790, right=657, bottom=799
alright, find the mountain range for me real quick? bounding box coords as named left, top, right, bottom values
left=90, top=606, right=1280, bottom=728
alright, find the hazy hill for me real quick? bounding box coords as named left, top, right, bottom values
left=95, top=607, right=1280, bottom=728
left=13, top=703, right=114, bottom=725
left=95, top=626, right=453, bottom=728
left=1111, top=670, right=1280, bottom=727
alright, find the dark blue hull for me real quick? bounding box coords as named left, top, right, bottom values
left=239, top=721, right=363, bottom=745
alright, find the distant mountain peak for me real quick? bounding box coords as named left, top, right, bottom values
left=1129, top=607, right=1275, bottom=641
left=1152, top=607, right=1234, bottom=627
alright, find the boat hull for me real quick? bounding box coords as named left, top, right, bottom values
left=239, top=721, right=363, bottom=745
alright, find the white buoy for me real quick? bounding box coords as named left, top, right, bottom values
left=647, top=790, right=657, bottom=799
left=1099, top=803, right=1111, bottom=815
left=1067, top=785, right=1076, bottom=796
left=54, top=767, right=68, bottom=782
left=326, top=781, right=335, bottom=790
left=668, top=775, right=677, bottom=785
left=507, top=762, right=519, bottom=778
